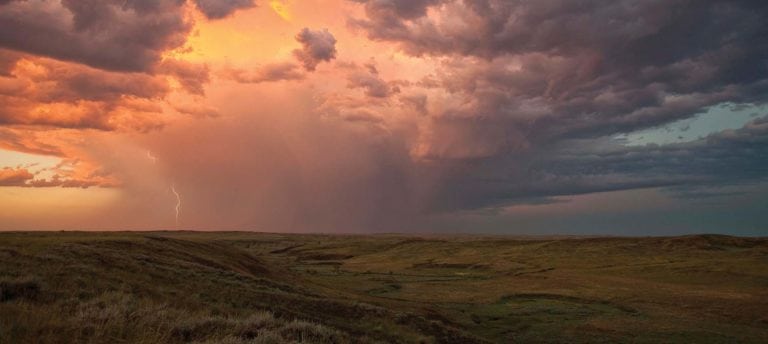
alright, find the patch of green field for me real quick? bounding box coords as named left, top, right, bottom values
left=1, top=232, right=767, bottom=343
left=441, top=294, right=640, bottom=342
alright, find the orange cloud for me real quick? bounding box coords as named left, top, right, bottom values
left=0, top=53, right=214, bottom=131
left=0, top=167, right=34, bottom=186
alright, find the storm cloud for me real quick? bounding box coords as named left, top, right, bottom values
left=0, top=0, right=192, bottom=72
left=341, top=0, right=768, bottom=213
left=293, top=28, right=338, bottom=71
left=193, top=0, right=255, bottom=19
left=1, top=0, right=767, bottom=233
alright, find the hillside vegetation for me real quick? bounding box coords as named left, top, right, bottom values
left=1, top=232, right=767, bottom=343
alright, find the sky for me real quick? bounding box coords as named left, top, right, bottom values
left=0, top=0, right=767, bottom=235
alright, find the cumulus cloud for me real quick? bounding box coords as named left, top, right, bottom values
left=293, top=28, right=338, bottom=71
left=0, top=56, right=178, bottom=131
left=0, top=0, right=193, bottom=72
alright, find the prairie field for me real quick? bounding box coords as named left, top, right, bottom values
left=1, top=232, right=767, bottom=343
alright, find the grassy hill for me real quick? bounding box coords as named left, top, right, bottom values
left=1, top=232, right=767, bottom=343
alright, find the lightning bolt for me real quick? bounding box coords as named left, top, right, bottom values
left=147, top=149, right=180, bottom=227
left=171, top=183, right=181, bottom=227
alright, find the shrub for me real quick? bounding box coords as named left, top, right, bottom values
left=280, top=320, right=345, bottom=343
left=0, top=277, right=40, bottom=302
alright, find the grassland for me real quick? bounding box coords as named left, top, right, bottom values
left=1, top=231, right=767, bottom=343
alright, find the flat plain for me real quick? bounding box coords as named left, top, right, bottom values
left=1, top=231, right=767, bottom=343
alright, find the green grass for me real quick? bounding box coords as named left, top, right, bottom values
left=1, top=232, right=767, bottom=343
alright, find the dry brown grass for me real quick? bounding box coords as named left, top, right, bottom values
left=1, top=231, right=767, bottom=343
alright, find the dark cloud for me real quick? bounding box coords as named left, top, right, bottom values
left=33, top=62, right=170, bottom=103
left=0, top=0, right=191, bottom=72
left=193, top=0, right=255, bottom=19
left=412, top=115, right=529, bottom=160
left=539, top=116, right=768, bottom=195
left=351, top=0, right=444, bottom=20
left=353, top=1, right=768, bottom=60
left=341, top=0, right=768, bottom=216
left=226, top=62, right=305, bottom=83
left=0, top=49, right=21, bottom=76
left=424, top=115, right=768, bottom=212
left=145, top=103, right=767, bottom=229
left=349, top=0, right=768, bottom=164
left=293, top=28, right=338, bottom=71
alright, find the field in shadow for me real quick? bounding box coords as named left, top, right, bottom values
left=1, top=232, right=767, bottom=343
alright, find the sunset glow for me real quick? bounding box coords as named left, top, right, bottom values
left=0, top=0, right=766, bottom=234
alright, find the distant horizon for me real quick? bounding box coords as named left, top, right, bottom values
left=1, top=229, right=765, bottom=239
